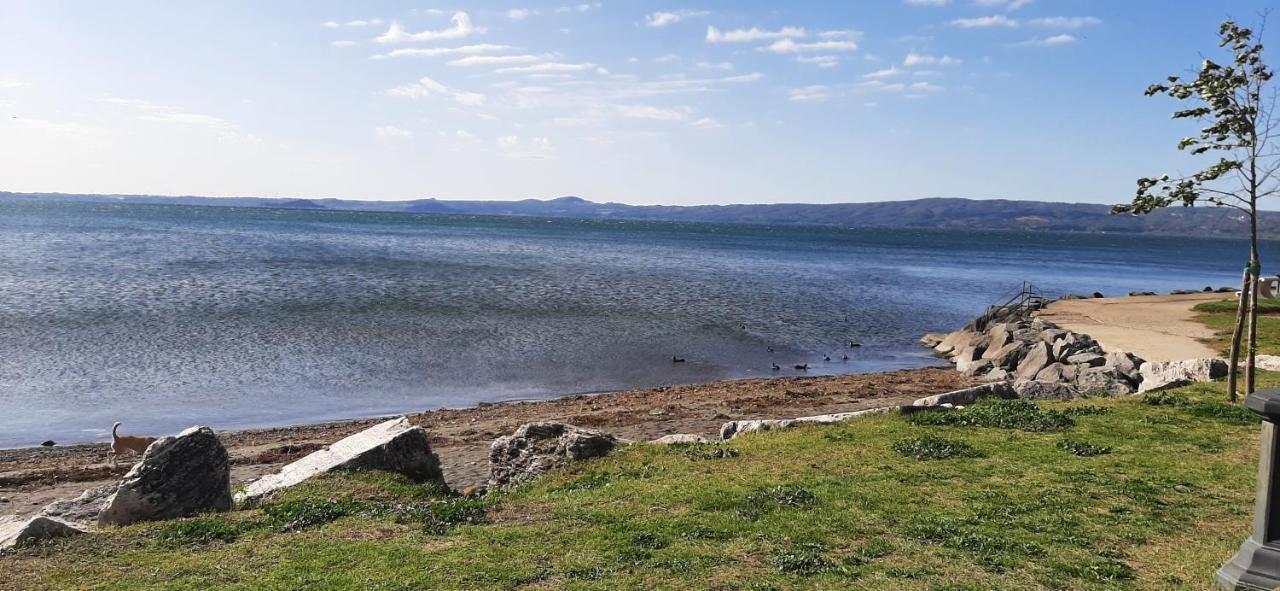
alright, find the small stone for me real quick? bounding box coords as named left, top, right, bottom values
left=40, top=441, right=55, bottom=448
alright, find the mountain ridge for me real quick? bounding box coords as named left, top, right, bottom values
left=2, top=191, right=1276, bottom=237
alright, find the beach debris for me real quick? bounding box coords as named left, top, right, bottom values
left=98, top=426, right=231, bottom=526
left=1137, top=358, right=1229, bottom=393
left=0, top=515, right=85, bottom=553
left=488, top=422, right=622, bottom=487
left=236, top=417, right=443, bottom=506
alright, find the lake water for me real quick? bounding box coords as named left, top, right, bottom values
left=0, top=199, right=1269, bottom=448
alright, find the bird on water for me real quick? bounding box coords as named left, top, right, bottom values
left=672, top=356, right=686, bottom=363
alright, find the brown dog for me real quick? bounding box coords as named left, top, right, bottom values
left=109, top=422, right=157, bottom=468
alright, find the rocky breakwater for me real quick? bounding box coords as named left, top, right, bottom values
left=921, top=317, right=1145, bottom=400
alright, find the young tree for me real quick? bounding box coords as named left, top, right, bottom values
left=1114, top=19, right=1277, bottom=402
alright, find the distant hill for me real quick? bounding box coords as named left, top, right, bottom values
left=2, top=191, right=1275, bottom=237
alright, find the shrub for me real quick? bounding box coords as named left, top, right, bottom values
left=670, top=442, right=740, bottom=461
left=738, top=485, right=818, bottom=521
left=260, top=498, right=370, bottom=531
left=907, top=400, right=1074, bottom=432
left=1142, top=392, right=1189, bottom=406
left=894, top=435, right=984, bottom=461
left=401, top=497, right=487, bottom=535
left=1062, top=405, right=1111, bottom=417
left=154, top=516, right=245, bottom=546
left=1188, top=402, right=1257, bottom=425
left=1058, top=439, right=1112, bottom=457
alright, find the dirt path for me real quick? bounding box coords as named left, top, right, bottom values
left=1038, top=293, right=1229, bottom=362
left=0, top=368, right=970, bottom=521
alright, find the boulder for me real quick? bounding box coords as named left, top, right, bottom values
left=238, top=417, right=443, bottom=505
left=1015, top=342, right=1054, bottom=381
left=1040, top=329, right=1069, bottom=344
left=954, top=345, right=986, bottom=373
left=985, top=323, right=1014, bottom=350
left=1065, top=353, right=1107, bottom=368
left=920, top=333, right=948, bottom=348
left=1035, top=363, right=1077, bottom=384
left=1013, top=379, right=1083, bottom=401
left=1102, top=351, right=1145, bottom=385
left=489, top=422, right=621, bottom=487
left=0, top=515, right=85, bottom=552
left=979, top=368, right=1011, bottom=382
left=1075, top=367, right=1137, bottom=396
left=1137, top=358, right=1229, bottom=393
left=1256, top=355, right=1280, bottom=372
left=934, top=331, right=971, bottom=355
left=650, top=434, right=708, bottom=444
left=912, top=382, right=1016, bottom=407
left=1092, top=292, right=1105, bottom=298
left=987, top=341, right=1028, bottom=370
left=99, top=426, right=231, bottom=526
left=38, top=484, right=117, bottom=527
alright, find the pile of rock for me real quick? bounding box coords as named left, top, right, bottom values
left=487, top=422, right=622, bottom=487
left=922, top=318, right=1145, bottom=400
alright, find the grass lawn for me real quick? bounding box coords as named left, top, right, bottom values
left=3, top=378, right=1277, bottom=591
left=1193, top=298, right=1280, bottom=356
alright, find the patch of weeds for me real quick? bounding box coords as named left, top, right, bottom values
left=851, top=538, right=894, bottom=562
left=746, top=584, right=780, bottom=591
left=1058, top=439, right=1112, bottom=457
left=671, top=442, right=740, bottom=461
left=1187, top=401, right=1257, bottom=425
left=822, top=431, right=857, bottom=442
left=1062, top=405, right=1111, bottom=416
left=564, top=565, right=616, bottom=581
left=260, top=498, right=371, bottom=531
left=738, top=485, right=818, bottom=521
left=630, top=532, right=668, bottom=550
left=556, top=472, right=612, bottom=492
left=772, top=543, right=836, bottom=576
left=1142, top=392, right=1189, bottom=406
left=1050, top=557, right=1136, bottom=582
left=153, top=516, right=246, bottom=546
left=400, top=497, right=487, bottom=535
left=906, top=516, right=1044, bottom=572
left=680, top=527, right=734, bottom=541
left=893, top=434, right=984, bottom=461
left=907, top=399, right=1074, bottom=432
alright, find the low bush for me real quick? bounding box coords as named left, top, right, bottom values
left=906, top=400, right=1074, bottom=432
left=893, top=435, right=984, bottom=461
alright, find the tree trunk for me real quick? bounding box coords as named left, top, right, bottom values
left=1248, top=267, right=1259, bottom=394
left=1229, top=268, right=1251, bottom=403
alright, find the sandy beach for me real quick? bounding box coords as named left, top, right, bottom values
left=1037, top=292, right=1229, bottom=362
left=0, top=368, right=971, bottom=521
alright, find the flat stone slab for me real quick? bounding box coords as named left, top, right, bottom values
left=650, top=434, right=708, bottom=444
left=1138, top=358, right=1229, bottom=393
left=912, top=383, right=1016, bottom=408
left=236, top=417, right=443, bottom=505
left=38, top=484, right=117, bottom=527
left=719, top=407, right=894, bottom=440
left=0, top=515, right=85, bottom=552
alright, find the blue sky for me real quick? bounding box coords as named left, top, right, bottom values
left=0, top=0, right=1274, bottom=205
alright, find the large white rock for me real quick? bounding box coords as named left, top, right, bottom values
left=0, top=515, right=85, bottom=552
left=38, top=484, right=117, bottom=527
left=488, top=422, right=622, bottom=487
left=99, top=426, right=231, bottom=526
left=236, top=417, right=443, bottom=505
left=650, top=434, right=708, bottom=444
left=719, top=407, right=894, bottom=440
left=1256, top=355, right=1280, bottom=372
left=1137, top=358, right=1229, bottom=393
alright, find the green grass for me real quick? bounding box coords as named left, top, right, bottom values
left=1193, top=298, right=1280, bottom=356
left=3, top=378, right=1278, bottom=590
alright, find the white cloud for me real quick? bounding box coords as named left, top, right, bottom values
left=903, top=53, right=960, bottom=66
left=1028, top=16, right=1101, bottom=29
left=325, top=18, right=383, bottom=28
left=497, top=135, right=555, bottom=160
left=655, top=53, right=682, bottom=64
left=903, top=0, right=951, bottom=5
left=788, top=85, right=831, bottom=102
left=818, top=30, right=857, bottom=39
left=99, top=98, right=259, bottom=144
left=694, top=61, right=734, bottom=71
left=370, top=44, right=515, bottom=60
left=691, top=116, right=724, bottom=129
left=375, top=12, right=485, bottom=44
left=386, top=76, right=487, bottom=106
left=495, top=62, right=608, bottom=75
left=617, top=104, right=692, bottom=121
left=796, top=55, right=839, bottom=68
left=449, top=55, right=542, bottom=66
left=507, top=9, right=532, bottom=20
left=1015, top=34, right=1078, bottom=47
left=646, top=10, right=711, bottom=28
left=863, top=66, right=905, bottom=79
left=762, top=38, right=857, bottom=54
left=556, top=3, right=600, bottom=14
left=973, top=0, right=1033, bottom=10
left=323, top=21, right=340, bottom=29
left=375, top=125, right=414, bottom=139
left=952, top=15, right=1019, bottom=28
left=0, top=77, right=30, bottom=88
left=331, top=40, right=358, bottom=48
left=706, top=25, right=806, bottom=43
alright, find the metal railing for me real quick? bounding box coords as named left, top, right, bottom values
left=968, top=281, right=1046, bottom=332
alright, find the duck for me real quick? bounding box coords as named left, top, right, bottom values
left=823, top=354, right=831, bottom=362
left=767, top=346, right=775, bottom=353
left=842, top=354, right=849, bottom=361
left=794, top=364, right=809, bottom=371
left=672, top=356, right=686, bottom=363
left=771, top=363, right=781, bottom=371
left=848, top=341, right=862, bottom=348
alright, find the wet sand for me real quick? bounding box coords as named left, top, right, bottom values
left=1038, top=293, right=1229, bottom=361
left=0, top=367, right=972, bottom=520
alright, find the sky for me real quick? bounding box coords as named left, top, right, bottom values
left=0, top=1, right=1275, bottom=206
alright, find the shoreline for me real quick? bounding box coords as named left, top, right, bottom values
left=0, top=367, right=974, bottom=520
